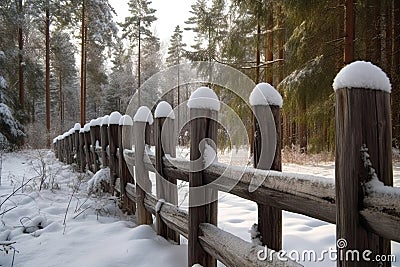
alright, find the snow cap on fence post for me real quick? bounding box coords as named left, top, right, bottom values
left=133, top=106, right=154, bottom=125
left=90, top=118, right=102, bottom=127
left=74, top=123, right=81, bottom=131
left=187, top=86, right=220, bottom=111
left=100, top=115, right=109, bottom=127
left=108, top=111, right=122, bottom=125
left=333, top=61, right=391, bottom=92
left=119, top=114, right=133, bottom=126
left=68, top=128, right=75, bottom=135
left=154, top=101, right=175, bottom=119
left=249, top=82, right=283, bottom=107
left=83, top=123, right=91, bottom=132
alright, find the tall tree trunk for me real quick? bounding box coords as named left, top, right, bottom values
left=59, top=73, right=64, bottom=128
left=80, top=0, right=86, bottom=126
left=392, top=0, right=400, bottom=147
left=384, top=0, right=392, bottom=73
left=344, top=0, right=355, bottom=64
left=45, top=4, right=51, bottom=148
left=373, top=0, right=382, bottom=65
left=18, top=0, right=24, bottom=110
left=265, top=3, right=273, bottom=85
left=138, top=20, right=141, bottom=106
left=277, top=4, right=284, bottom=85
left=256, top=20, right=261, bottom=83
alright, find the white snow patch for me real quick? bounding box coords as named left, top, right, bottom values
left=74, top=123, right=81, bottom=131
left=249, top=82, right=283, bottom=107
left=101, top=115, right=110, bottom=126
left=187, top=87, right=220, bottom=111
left=155, top=199, right=165, bottom=213
left=119, top=114, right=133, bottom=126
left=109, top=111, right=122, bottom=125
left=249, top=223, right=262, bottom=246
left=83, top=123, right=91, bottom=132
left=0, top=76, right=7, bottom=89
left=87, top=167, right=111, bottom=194
left=90, top=118, right=102, bottom=127
left=333, top=61, right=391, bottom=92
left=134, top=106, right=154, bottom=125
left=155, top=101, right=175, bottom=119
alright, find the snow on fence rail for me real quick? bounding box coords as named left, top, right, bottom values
left=53, top=62, right=400, bottom=267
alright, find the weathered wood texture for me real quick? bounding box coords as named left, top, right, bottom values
left=335, top=88, right=392, bottom=267
left=134, top=121, right=153, bottom=225
left=198, top=223, right=302, bottom=267
left=118, top=124, right=135, bottom=213
left=90, top=125, right=100, bottom=172
left=100, top=124, right=109, bottom=167
left=84, top=131, right=92, bottom=172
left=74, top=130, right=80, bottom=169
left=78, top=132, right=86, bottom=172
left=155, top=116, right=179, bottom=243
left=108, top=124, right=119, bottom=194
left=188, top=108, right=218, bottom=267
left=253, top=105, right=282, bottom=251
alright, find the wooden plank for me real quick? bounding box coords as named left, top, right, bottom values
left=134, top=121, right=153, bottom=225
left=118, top=123, right=135, bottom=214
left=335, top=88, right=392, bottom=267
left=198, top=223, right=302, bottom=267
left=188, top=108, right=218, bottom=267
left=84, top=131, right=92, bottom=172
left=90, top=125, right=100, bottom=173
left=253, top=105, right=282, bottom=251
left=79, top=132, right=86, bottom=172
left=100, top=124, right=109, bottom=167
left=74, top=130, right=80, bottom=169
left=155, top=115, right=179, bottom=243
left=108, top=124, right=119, bottom=194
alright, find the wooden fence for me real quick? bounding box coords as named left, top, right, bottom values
left=53, top=83, right=400, bottom=267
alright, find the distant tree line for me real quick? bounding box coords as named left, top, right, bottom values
left=0, top=0, right=399, bottom=152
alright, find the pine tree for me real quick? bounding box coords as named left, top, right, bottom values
left=166, top=25, right=187, bottom=114
left=50, top=31, right=78, bottom=130
left=184, top=0, right=228, bottom=62
left=120, top=0, right=157, bottom=105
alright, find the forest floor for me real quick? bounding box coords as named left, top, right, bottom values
left=0, top=149, right=399, bottom=267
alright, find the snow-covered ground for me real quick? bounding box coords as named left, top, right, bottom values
left=0, top=149, right=399, bottom=267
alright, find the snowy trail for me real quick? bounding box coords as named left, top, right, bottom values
left=0, top=150, right=399, bottom=267
left=0, top=151, right=186, bottom=267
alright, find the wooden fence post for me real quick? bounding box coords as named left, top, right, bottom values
left=89, top=118, right=101, bottom=173
left=83, top=123, right=93, bottom=172
left=61, top=135, right=66, bottom=163
left=54, top=136, right=60, bottom=159
left=108, top=111, right=122, bottom=195
left=79, top=128, right=86, bottom=172
left=133, top=106, right=154, bottom=225
left=68, top=129, right=75, bottom=164
left=334, top=61, right=393, bottom=267
left=250, top=83, right=283, bottom=251
left=154, top=101, right=179, bottom=243
left=100, top=115, right=109, bottom=168
left=188, top=87, right=219, bottom=267
left=73, top=123, right=81, bottom=169
left=118, top=115, right=135, bottom=214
